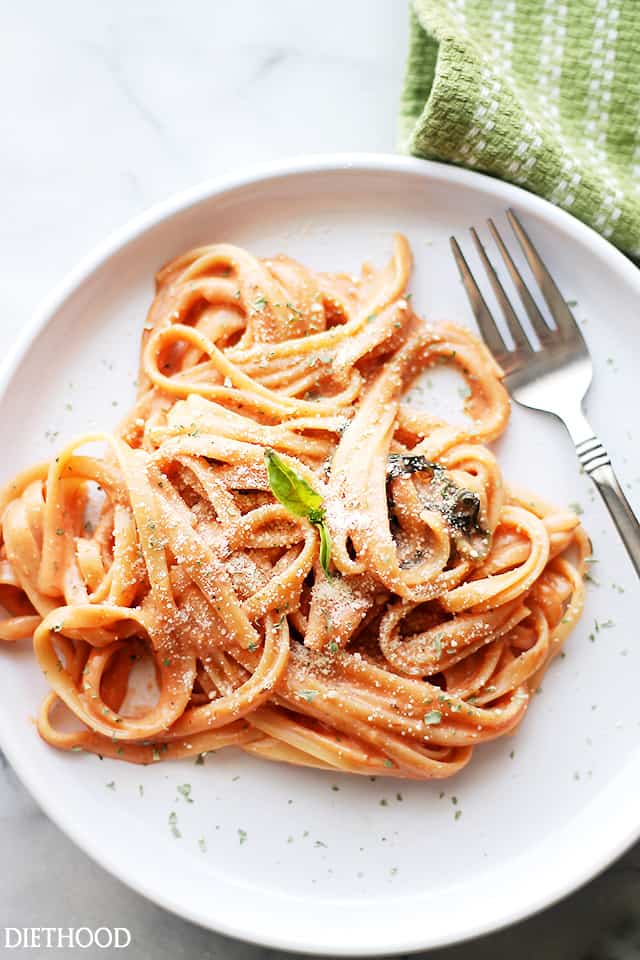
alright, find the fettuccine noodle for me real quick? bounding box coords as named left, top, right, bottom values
left=0, top=236, right=587, bottom=779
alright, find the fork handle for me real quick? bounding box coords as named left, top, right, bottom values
left=574, top=433, right=640, bottom=577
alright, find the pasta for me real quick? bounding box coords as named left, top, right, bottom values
left=0, top=236, right=588, bottom=779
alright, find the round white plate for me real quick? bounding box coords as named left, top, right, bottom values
left=1, top=155, right=639, bottom=956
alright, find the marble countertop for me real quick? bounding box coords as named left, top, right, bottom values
left=1, top=2, right=638, bottom=958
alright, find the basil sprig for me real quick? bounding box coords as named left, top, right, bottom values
left=264, top=448, right=332, bottom=578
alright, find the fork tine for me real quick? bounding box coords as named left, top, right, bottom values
left=469, top=228, right=533, bottom=353
left=449, top=236, right=508, bottom=361
left=506, top=209, right=584, bottom=344
left=487, top=218, right=554, bottom=345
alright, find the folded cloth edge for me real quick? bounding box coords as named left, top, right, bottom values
left=399, top=0, right=640, bottom=259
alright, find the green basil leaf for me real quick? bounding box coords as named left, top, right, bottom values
left=265, top=448, right=333, bottom=579
left=265, top=449, right=324, bottom=518
left=316, top=519, right=332, bottom=579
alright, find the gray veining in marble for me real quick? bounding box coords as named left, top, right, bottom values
left=0, top=2, right=638, bottom=958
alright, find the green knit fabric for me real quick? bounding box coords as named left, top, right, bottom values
left=400, top=0, right=640, bottom=257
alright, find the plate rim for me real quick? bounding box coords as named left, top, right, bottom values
left=1, top=152, right=639, bottom=956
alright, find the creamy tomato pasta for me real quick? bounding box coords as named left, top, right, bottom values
left=0, top=236, right=587, bottom=779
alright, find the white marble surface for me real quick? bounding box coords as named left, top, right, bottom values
left=0, top=2, right=639, bottom=958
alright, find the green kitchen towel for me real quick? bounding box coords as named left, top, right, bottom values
left=400, top=0, right=640, bottom=257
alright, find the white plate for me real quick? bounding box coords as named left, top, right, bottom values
left=1, top=155, right=639, bottom=956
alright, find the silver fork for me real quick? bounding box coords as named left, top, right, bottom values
left=450, top=209, right=640, bottom=577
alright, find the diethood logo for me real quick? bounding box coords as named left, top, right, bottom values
left=3, top=928, right=132, bottom=949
